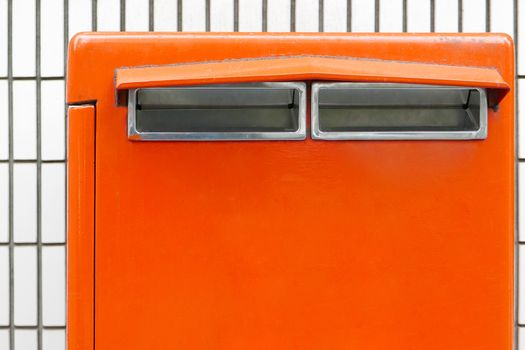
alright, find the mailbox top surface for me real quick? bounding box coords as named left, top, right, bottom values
left=67, top=32, right=514, bottom=104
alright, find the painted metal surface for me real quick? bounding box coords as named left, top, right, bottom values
left=67, top=105, right=95, bottom=350
left=67, top=33, right=515, bottom=350
left=115, top=55, right=509, bottom=105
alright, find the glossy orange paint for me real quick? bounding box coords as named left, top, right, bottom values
left=67, top=105, right=95, bottom=350
left=67, top=33, right=515, bottom=350
left=115, top=55, right=510, bottom=105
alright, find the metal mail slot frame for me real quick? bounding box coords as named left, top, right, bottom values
left=311, top=83, right=488, bottom=140
left=128, top=82, right=307, bottom=141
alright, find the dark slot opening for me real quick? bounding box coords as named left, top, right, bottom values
left=134, top=86, right=302, bottom=133
left=317, top=87, right=481, bottom=133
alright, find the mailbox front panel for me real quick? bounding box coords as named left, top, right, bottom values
left=67, top=34, right=515, bottom=350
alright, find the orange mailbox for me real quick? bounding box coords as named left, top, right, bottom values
left=67, top=33, right=515, bottom=349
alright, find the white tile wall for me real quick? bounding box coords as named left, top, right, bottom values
left=154, top=0, right=178, bottom=31
left=0, top=246, right=8, bottom=326
left=126, top=0, right=149, bottom=31
left=267, top=0, right=290, bottom=31
left=296, top=0, right=319, bottom=32
left=516, top=0, right=525, bottom=76
left=42, top=330, right=65, bottom=350
left=41, top=247, right=65, bottom=326
left=0, top=0, right=523, bottom=349
left=69, top=0, right=92, bottom=39
left=14, top=247, right=37, bottom=326
left=211, top=0, right=234, bottom=31
left=0, top=330, right=9, bottom=349
left=435, top=0, right=458, bottom=32
left=520, top=244, right=525, bottom=324
left=41, top=164, right=65, bottom=243
left=41, top=81, right=65, bottom=161
left=323, top=0, right=346, bottom=32
left=182, top=0, right=206, bottom=31
left=520, top=79, right=525, bottom=160
left=14, top=330, right=36, bottom=350
left=13, top=164, right=36, bottom=243
left=351, top=0, right=375, bottom=32
left=40, top=0, right=64, bottom=77
left=407, top=0, right=431, bottom=32
left=12, top=0, right=35, bottom=76
left=491, top=0, right=514, bottom=38
left=379, top=0, right=402, bottom=32
left=462, top=0, right=486, bottom=32
left=0, top=81, right=7, bottom=160
left=518, top=163, right=525, bottom=242
left=0, top=0, right=7, bottom=77
left=0, top=165, right=7, bottom=243
left=13, top=81, right=36, bottom=160
left=98, top=0, right=121, bottom=31
left=239, top=0, right=262, bottom=31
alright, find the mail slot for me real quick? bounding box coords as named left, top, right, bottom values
left=312, top=83, right=487, bottom=139
left=67, top=33, right=515, bottom=350
left=128, top=83, right=307, bottom=140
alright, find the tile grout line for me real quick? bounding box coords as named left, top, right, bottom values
left=486, top=0, right=490, bottom=32
left=149, top=0, right=154, bottom=31
left=120, top=0, right=126, bottom=31
left=430, top=0, right=435, bottom=32
left=205, top=0, right=210, bottom=32
left=0, top=242, right=66, bottom=247
left=290, top=0, right=295, bottom=32
left=7, top=0, right=13, bottom=348
left=233, top=0, right=238, bottom=32
left=262, top=0, right=267, bottom=32
left=177, top=0, right=182, bottom=32
left=63, top=0, right=69, bottom=347
left=92, top=0, right=97, bottom=31
left=374, top=0, right=379, bottom=33
left=346, top=0, right=351, bottom=32
left=0, top=76, right=64, bottom=80
left=319, top=0, right=324, bottom=32
left=0, top=160, right=66, bottom=163
left=402, top=0, right=407, bottom=32
left=0, top=325, right=66, bottom=330
left=36, top=0, right=43, bottom=347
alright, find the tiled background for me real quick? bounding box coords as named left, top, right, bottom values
left=0, top=0, right=523, bottom=349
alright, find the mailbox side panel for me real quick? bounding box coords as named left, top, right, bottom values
left=67, top=105, right=95, bottom=350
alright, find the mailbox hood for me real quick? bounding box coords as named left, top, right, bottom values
left=115, top=55, right=509, bottom=107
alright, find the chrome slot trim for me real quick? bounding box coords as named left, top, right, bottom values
left=128, top=82, right=307, bottom=141
left=311, top=83, right=488, bottom=141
